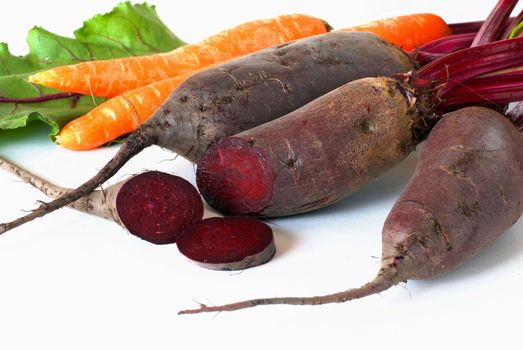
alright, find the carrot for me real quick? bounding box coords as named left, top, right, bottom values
left=56, top=71, right=195, bottom=150
left=28, top=14, right=331, bottom=98
left=339, top=13, right=452, bottom=51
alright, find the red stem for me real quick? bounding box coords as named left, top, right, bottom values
left=410, top=33, right=475, bottom=65
left=448, top=17, right=517, bottom=35
left=448, top=20, right=485, bottom=34
left=438, top=70, right=523, bottom=110
left=411, top=37, right=523, bottom=103
left=414, top=33, right=476, bottom=54
left=0, top=92, right=81, bottom=104
left=471, top=0, right=518, bottom=46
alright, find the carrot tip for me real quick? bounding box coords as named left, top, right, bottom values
left=27, top=74, right=39, bottom=83
left=28, top=71, right=55, bottom=86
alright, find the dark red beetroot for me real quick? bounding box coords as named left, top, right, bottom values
left=0, top=158, right=203, bottom=245
left=177, top=217, right=275, bottom=271
left=180, top=106, right=523, bottom=314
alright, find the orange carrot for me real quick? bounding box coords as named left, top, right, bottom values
left=29, top=14, right=330, bottom=98
left=339, top=13, right=452, bottom=51
left=56, top=72, right=197, bottom=150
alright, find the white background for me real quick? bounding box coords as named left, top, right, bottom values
left=1, top=1, right=522, bottom=349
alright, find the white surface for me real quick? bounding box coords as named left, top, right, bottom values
left=1, top=1, right=523, bottom=349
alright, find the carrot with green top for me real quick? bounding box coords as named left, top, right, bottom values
left=28, top=14, right=331, bottom=98
left=339, top=13, right=452, bottom=51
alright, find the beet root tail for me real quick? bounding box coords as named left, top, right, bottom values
left=0, top=130, right=154, bottom=235
left=0, top=158, right=69, bottom=199
left=178, top=268, right=397, bottom=315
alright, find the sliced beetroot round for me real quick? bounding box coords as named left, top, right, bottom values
left=116, top=171, right=204, bottom=245
left=196, top=137, right=276, bottom=216
left=177, top=216, right=276, bottom=271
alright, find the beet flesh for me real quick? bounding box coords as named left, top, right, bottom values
left=176, top=217, right=275, bottom=270
left=196, top=138, right=277, bottom=215
left=116, top=171, right=204, bottom=244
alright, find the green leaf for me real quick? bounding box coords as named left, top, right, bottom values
left=74, top=1, right=185, bottom=55
left=0, top=43, right=39, bottom=76
left=0, top=1, right=185, bottom=139
left=0, top=73, right=106, bottom=137
left=26, top=27, right=137, bottom=68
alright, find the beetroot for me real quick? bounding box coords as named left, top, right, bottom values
left=177, top=217, right=275, bottom=271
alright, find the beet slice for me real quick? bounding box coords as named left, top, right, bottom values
left=116, top=171, right=204, bottom=244
left=177, top=217, right=275, bottom=270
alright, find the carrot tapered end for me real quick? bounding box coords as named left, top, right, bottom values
left=28, top=66, right=90, bottom=96
left=339, top=13, right=452, bottom=51
left=28, top=69, right=61, bottom=88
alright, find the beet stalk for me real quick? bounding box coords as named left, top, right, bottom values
left=471, top=0, right=517, bottom=46
left=413, top=1, right=519, bottom=65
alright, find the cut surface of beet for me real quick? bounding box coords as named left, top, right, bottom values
left=196, top=137, right=276, bottom=215
left=116, top=171, right=204, bottom=244
left=177, top=216, right=275, bottom=270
